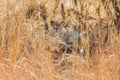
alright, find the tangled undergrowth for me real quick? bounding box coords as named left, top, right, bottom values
left=0, top=0, right=120, bottom=80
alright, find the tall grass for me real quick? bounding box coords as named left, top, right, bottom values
left=0, top=0, right=120, bottom=80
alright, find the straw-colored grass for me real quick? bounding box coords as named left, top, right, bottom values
left=0, top=0, right=120, bottom=80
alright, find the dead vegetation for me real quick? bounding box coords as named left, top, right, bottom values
left=0, top=0, right=120, bottom=80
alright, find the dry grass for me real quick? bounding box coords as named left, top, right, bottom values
left=0, top=0, right=120, bottom=80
